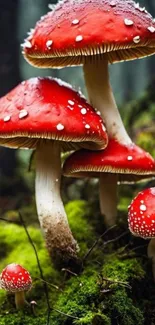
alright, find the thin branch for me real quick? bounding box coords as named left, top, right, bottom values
left=53, top=308, right=79, bottom=320
left=101, top=276, right=132, bottom=290
left=101, top=231, right=129, bottom=248
left=83, top=225, right=117, bottom=263
left=0, top=217, right=20, bottom=224
left=61, top=268, right=82, bottom=286
left=35, top=277, right=62, bottom=291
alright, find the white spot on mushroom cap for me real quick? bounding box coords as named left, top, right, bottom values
left=134, top=3, right=145, bottom=12
left=67, top=105, right=74, bottom=111
left=133, top=36, right=141, bottom=44
left=81, top=108, right=87, bottom=115
left=68, top=100, right=74, bottom=106
left=127, top=156, right=133, bottom=161
left=72, top=19, right=79, bottom=25
left=3, top=115, right=11, bottom=122
left=75, top=35, right=83, bottom=42
left=110, top=1, right=116, bottom=6
left=48, top=3, right=55, bottom=10
left=56, top=123, right=64, bottom=130
left=55, top=78, right=73, bottom=90
left=148, top=26, right=155, bottom=33
left=102, top=124, right=106, bottom=132
left=85, top=124, right=90, bottom=129
left=124, top=18, right=134, bottom=26
left=140, top=204, right=147, bottom=212
left=46, top=40, right=53, bottom=49
left=24, top=40, right=32, bottom=48
left=150, top=188, right=155, bottom=196
left=19, top=110, right=28, bottom=119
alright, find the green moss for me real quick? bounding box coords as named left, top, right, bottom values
left=136, top=132, right=155, bottom=157
left=66, top=200, right=95, bottom=256
left=0, top=314, right=51, bottom=325
left=51, top=272, right=100, bottom=324
left=102, top=256, right=145, bottom=325
left=108, top=288, right=144, bottom=325
left=102, top=256, right=145, bottom=282
left=74, top=311, right=111, bottom=325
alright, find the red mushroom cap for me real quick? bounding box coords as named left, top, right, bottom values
left=0, top=77, right=107, bottom=150
left=0, top=263, right=32, bottom=292
left=23, top=0, right=155, bottom=68
left=128, top=187, right=155, bottom=238
left=63, top=138, right=155, bottom=182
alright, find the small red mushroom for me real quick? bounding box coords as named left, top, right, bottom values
left=0, top=263, right=32, bottom=309
left=128, top=187, right=155, bottom=239
left=128, top=187, right=155, bottom=280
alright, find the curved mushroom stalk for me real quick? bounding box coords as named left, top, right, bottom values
left=147, top=238, right=155, bottom=281
left=35, top=140, right=78, bottom=261
left=99, top=173, right=118, bottom=226
left=83, top=56, right=131, bottom=145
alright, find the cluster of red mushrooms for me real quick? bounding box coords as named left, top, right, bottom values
left=0, top=0, right=155, bottom=301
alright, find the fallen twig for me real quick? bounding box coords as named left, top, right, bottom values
left=61, top=268, right=83, bottom=286
left=83, top=225, right=117, bottom=264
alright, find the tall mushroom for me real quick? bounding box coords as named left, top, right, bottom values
left=23, top=0, right=155, bottom=144
left=128, top=187, right=155, bottom=279
left=22, top=0, right=155, bottom=225
left=63, top=139, right=155, bottom=225
left=0, top=77, right=107, bottom=263
left=0, top=263, right=32, bottom=309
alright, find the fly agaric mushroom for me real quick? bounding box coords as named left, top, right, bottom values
left=128, top=187, right=155, bottom=279
left=23, top=0, right=155, bottom=145
left=0, top=263, right=32, bottom=309
left=0, top=77, right=108, bottom=262
left=63, top=139, right=155, bottom=226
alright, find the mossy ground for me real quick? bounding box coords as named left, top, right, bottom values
left=0, top=198, right=154, bottom=325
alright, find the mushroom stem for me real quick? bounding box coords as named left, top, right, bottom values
left=35, top=140, right=78, bottom=261
left=83, top=56, right=131, bottom=145
left=15, top=291, right=26, bottom=310
left=147, top=238, right=155, bottom=281
left=99, top=173, right=118, bottom=226
left=83, top=56, right=131, bottom=226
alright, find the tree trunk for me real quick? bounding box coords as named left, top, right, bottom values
left=0, top=0, right=21, bottom=196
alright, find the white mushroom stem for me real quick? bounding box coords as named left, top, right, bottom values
left=83, top=56, right=132, bottom=226
left=83, top=56, right=131, bottom=145
left=147, top=238, right=155, bottom=281
left=15, top=291, right=26, bottom=309
left=35, top=140, right=78, bottom=259
left=99, top=174, right=118, bottom=226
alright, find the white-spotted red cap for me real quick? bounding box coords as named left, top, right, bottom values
left=128, top=187, right=155, bottom=238
left=63, top=138, right=155, bottom=182
left=23, top=0, right=155, bottom=68
left=0, top=77, right=108, bottom=151
left=0, top=263, right=32, bottom=292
